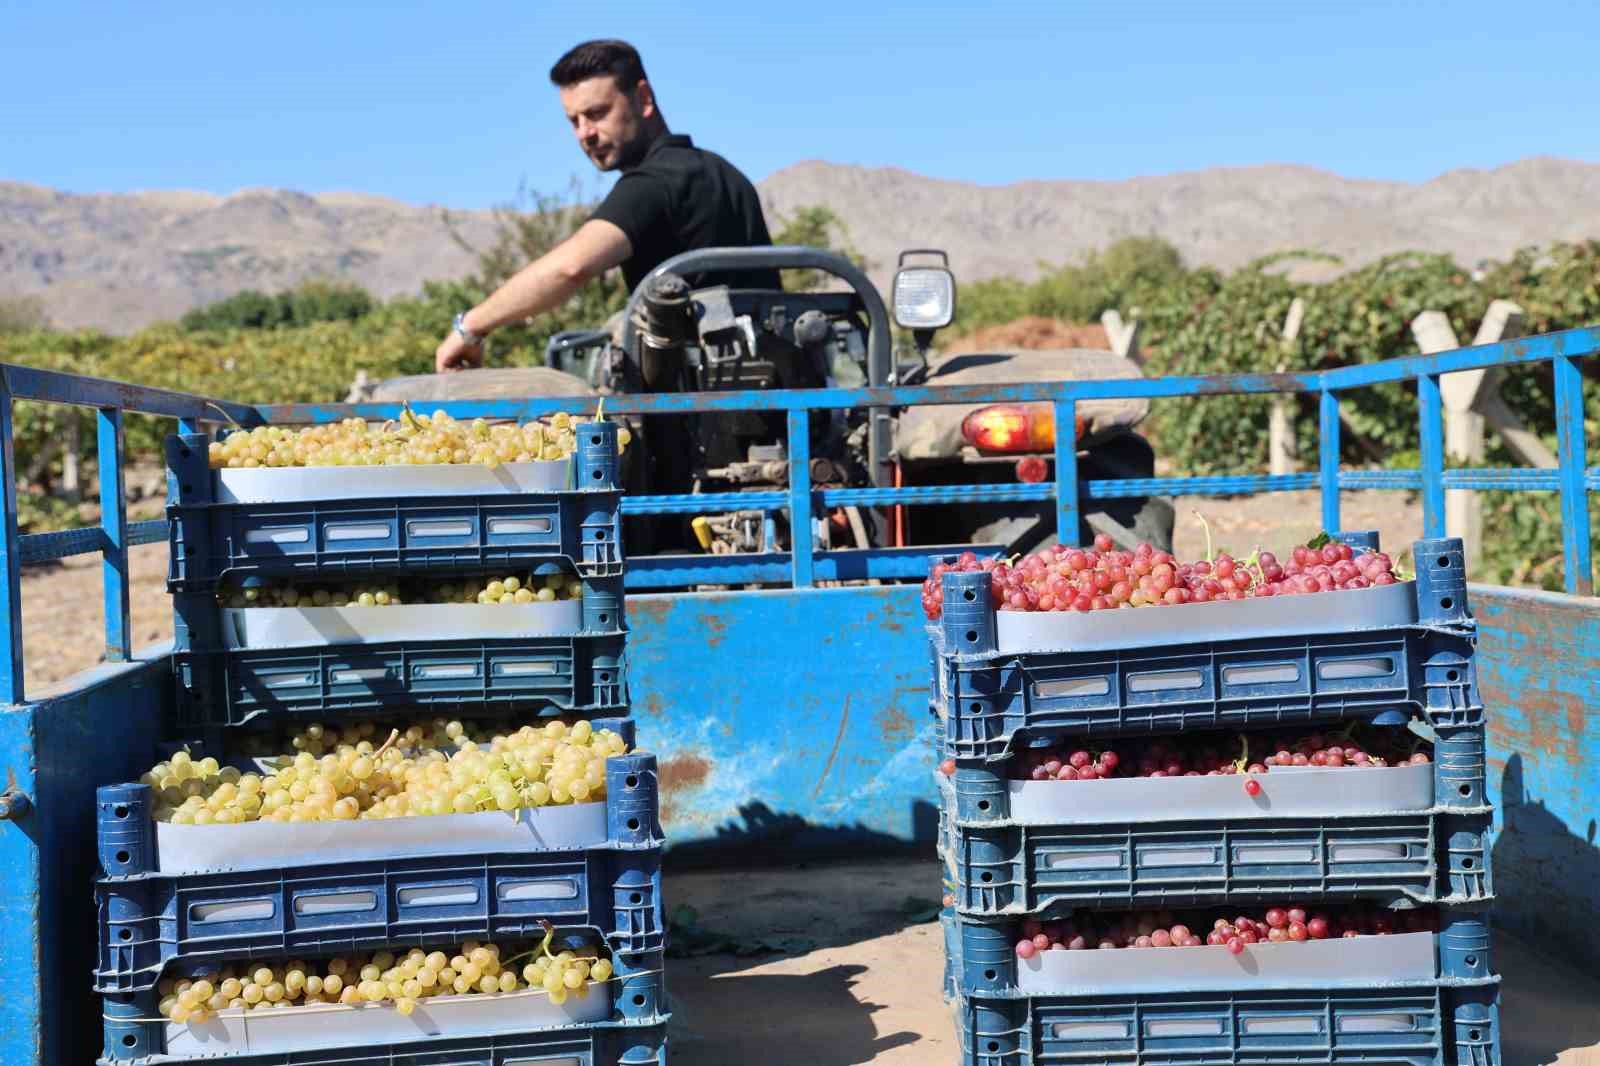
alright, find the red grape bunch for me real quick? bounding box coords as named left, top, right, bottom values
left=1013, top=905, right=1438, bottom=958
left=922, top=534, right=1400, bottom=621
left=981, top=728, right=1430, bottom=782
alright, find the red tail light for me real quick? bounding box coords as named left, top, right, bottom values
left=962, top=405, right=1086, bottom=452
left=961, top=405, right=1051, bottom=452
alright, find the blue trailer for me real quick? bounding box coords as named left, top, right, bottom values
left=0, top=315, right=1595, bottom=1062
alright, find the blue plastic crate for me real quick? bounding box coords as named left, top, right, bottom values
left=952, top=981, right=1500, bottom=1066
left=96, top=810, right=665, bottom=993
left=933, top=537, right=1481, bottom=760
left=101, top=956, right=667, bottom=1063
left=172, top=631, right=627, bottom=732
left=97, top=743, right=659, bottom=879
left=98, top=1017, right=667, bottom=1066
left=942, top=809, right=1493, bottom=916
left=166, top=423, right=625, bottom=593
left=948, top=908, right=1495, bottom=997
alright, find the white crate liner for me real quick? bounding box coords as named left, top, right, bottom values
left=994, top=581, right=1418, bottom=655
left=1018, top=930, right=1436, bottom=996
left=155, top=802, right=608, bottom=875
left=222, top=601, right=585, bottom=650
left=163, top=984, right=610, bottom=1056
left=214, top=460, right=571, bottom=504
left=1005, top=763, right=1433, bottom=826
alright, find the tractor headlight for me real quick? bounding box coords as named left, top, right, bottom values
left=892, top=266, right=956, bottom=331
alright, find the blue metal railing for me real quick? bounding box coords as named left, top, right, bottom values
left=1, top=324, right=1594, bottom=704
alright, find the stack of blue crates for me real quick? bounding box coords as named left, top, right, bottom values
left=93, top=420, right=668, bottom=1066
left=931, top=532, right=1500, bottom=1066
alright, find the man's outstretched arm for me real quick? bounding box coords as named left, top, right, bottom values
left=435, top=219, right=632, bottom=373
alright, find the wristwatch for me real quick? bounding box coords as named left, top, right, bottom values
left=453, top=312, right=488, bottom=349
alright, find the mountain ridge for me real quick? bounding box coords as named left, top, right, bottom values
left=3, top=155, right=1597, bottom=333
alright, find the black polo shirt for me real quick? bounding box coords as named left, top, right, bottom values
left=591, top=132, right=782, bottom=295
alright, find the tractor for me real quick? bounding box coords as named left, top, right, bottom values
left=357, top=246, right=1174, bottom=562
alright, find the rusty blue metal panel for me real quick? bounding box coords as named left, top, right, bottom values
left=0, top=651, right=168, bottom=1066
left=1472, top=585, right=1600, bottom=975
left=625, top=586, right=937, bottom=861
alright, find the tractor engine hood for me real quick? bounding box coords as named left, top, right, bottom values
left=895, top=347, right=1149, bottom=462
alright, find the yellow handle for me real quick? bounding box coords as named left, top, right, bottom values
left=690, top=516, right=713, bottom=551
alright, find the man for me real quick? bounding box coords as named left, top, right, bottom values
left=435, top=38, right=780, bottom=372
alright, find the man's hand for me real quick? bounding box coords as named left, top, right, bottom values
left=435, top=330, right=483, bottom=373
left=431, top=220, right=632, bottom=375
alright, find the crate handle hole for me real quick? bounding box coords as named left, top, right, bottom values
left=121, top=1035, right=137, bottom=1048
left=625, top=775, right=639, bottom=789
left=115, top=850, right=131, bottom=864
left=596, top=529, right=608, bottom=540
left=1440, top=596, right=1454, bottom=610
left=1447, top=670, right=1460, bottom=681
left=118, top=928, right=132, bottom=941
left=984, top=968, right=996, bottom=980
left=114, top=805, right=129, bottom=819
left=593, top=469, right=604, bottom=481
left=599, top=613, right=610, bottom=625
left=977, top=800, right=990, bottom=812
left=965, top=630, right=977, bottom=643
left=627, top=818, right=640, bottom=832
left=987, top=1041, right=1000, bottom=1053
left=1465, top=954, right=1477, bottom=967
left=969, top=702, right=980, bottom=713
left=1470, top=1029, right=1482, bottom=1040
left=1463, top=857, right=1476, bottom=868
left=980, top=872, right=993, bottom=883
left=630, top=891, right=643, bottom=904
left=1438, top=555, right=1451, bottom=567
left=962, top=588, right=975, bottom=602
left=633, top=993, right=646, bottom=1006
left=1458, top=784, right=1472, bottom=797
left=600, top=672, right=612, bottom=682
left=592, top=434, right=602, bottom=445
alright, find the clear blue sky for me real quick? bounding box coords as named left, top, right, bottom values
left=4, top=0, right=1597, bottom=208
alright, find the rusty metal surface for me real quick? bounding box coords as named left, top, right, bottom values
left=0, top=650, right=167, bottom=1066
left=1472, top=583, right=1600, bottom=974
left=625, top=585, right=938, bottom=862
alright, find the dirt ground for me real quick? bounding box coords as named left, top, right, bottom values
left=671, top=859, right=1600, bottom=1066
left=16, top=489, right=1426, bottom=694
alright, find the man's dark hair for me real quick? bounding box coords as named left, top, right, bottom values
left=549, top=39, right=648, bottom=92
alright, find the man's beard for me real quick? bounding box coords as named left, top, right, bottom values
left=607, top=130, right=652, bottom=171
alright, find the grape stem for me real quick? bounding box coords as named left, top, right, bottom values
left=371, top=728, right=402, bottom=760
left=1192, top=510, right=1214, bottom=562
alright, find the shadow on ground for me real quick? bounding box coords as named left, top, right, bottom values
left=664, top=858, right=944, bottom=1066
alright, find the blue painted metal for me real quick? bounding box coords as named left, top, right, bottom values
left=1552, top=354, right=1593, bottom=595
left=1418, top=372, right=1447, bottom=539
left=0, top=380, right=22, bottom=705
left=0, top=652, right=168, bottom=1066
left=787, top=409, right=814, bottom=588
left=1052, top=398, right=1078, bottom=547
left=1471, top=584, right=1600, bottom=974
left=1319, top=389, right=1341, bottom=533
left=98, top=408, right=130, bottom=662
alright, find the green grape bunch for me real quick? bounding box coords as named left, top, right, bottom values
left=220, top=572, right=583, bottom=609
left=208, top=410, right=630, bottom=470
left=158, top=935, right=614, bottom=1024
left=145, top=718, right=626, bottom=825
